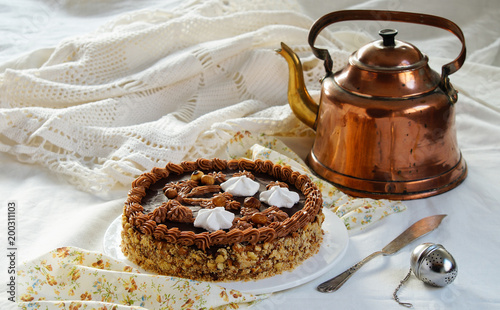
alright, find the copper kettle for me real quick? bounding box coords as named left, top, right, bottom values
left=278, top=10, right=467, bottom=200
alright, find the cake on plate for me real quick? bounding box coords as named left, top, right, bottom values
left=121, top=158, right=324, bottom=282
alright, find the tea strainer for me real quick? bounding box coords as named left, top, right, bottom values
left=393, top=243, right=458, bottom=308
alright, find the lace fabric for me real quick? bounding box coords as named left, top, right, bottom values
left=0, top=0, right=353, bottom=194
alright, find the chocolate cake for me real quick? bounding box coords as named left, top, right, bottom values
left=121, top=158, right=324, bottom=282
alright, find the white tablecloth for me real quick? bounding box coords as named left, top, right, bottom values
left=1, top=0, right=499, bottom=309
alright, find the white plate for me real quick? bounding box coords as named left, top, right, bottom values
left=103, top=208, right=348, bottom=295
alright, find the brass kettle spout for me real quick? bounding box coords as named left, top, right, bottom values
left=276, top=42, right=319, bottom=129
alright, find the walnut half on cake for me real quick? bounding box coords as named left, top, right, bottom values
left=121, top=158, right=324, bottom=282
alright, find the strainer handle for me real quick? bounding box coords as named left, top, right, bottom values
left=308, top=10, right=466, bottom=102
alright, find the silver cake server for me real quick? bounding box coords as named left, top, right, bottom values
left=317, top=214, right=447, bottom=293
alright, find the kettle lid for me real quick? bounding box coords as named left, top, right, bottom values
left=354, top=29, right=427, bottom=71
left=335, top=28, right=441, bottom=98
left=308, top=10, right=466, bottom=102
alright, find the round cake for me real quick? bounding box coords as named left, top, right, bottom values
left=121, top=158, right=324, bottom=282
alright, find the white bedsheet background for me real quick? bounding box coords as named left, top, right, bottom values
left=1, top=0, right=499, bottom=309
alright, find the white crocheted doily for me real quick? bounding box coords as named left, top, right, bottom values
left=0, top=0, right=371, bottom=194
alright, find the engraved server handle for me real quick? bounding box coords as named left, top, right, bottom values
left=317, top=250, right=384, bottom=293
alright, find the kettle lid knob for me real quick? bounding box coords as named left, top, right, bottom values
left=379, top=28, right=398, bottom=47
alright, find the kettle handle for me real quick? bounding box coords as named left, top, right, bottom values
left=308, top=10, right=466, bottom=101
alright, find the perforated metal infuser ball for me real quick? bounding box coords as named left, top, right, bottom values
left=410, top=243, right=458, bottom=287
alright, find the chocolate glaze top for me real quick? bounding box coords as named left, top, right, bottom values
left=123, top=158, right=323, bottom=251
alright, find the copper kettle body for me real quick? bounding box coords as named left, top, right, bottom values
left=278, top=10, right=467, bottom=200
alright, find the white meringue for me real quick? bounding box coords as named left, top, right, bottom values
left=220, top=175, right=260, bottom=196
left=259, top=186, right=299, bottom=208
left=193, top=207, right=235, bottom=232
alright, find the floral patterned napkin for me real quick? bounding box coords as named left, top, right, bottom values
left=17, top=247, right=265, bottom=310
